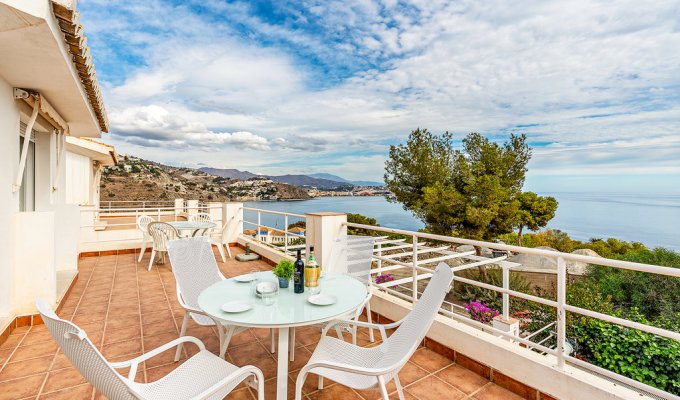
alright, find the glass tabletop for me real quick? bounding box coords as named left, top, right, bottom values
left=198, top=272, right=367, bottom=328
left=167, top=221, right=216, bottom=230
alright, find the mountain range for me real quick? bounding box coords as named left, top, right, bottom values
left=198, top=168, right=383, bottom=189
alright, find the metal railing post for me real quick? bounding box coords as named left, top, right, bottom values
left=556, top=256, right=567, bottom=368
left=256, top=211, right=261, bottom=242
left=284, top=215, right=289, bottom=254
left=377, top=241, right=382, bottom=274
left=412, top=234, right=418, bottom=302
left=502, top=264, right=510, bottom=320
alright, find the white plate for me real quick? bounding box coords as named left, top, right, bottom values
left=234, top=274, right=256, bottom=282
left=221, top=300, right=253, bottom=313
left=308, top=294, right=336, bottom=306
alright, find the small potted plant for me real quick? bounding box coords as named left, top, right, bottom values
left=273, top=259, right=294, bottom=288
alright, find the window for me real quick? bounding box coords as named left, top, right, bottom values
left=19, top=124, right=36, bottom=212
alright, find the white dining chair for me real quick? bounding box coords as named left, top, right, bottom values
left=167, top=237, right=275, bottom=360
left=325, top=234, right=377, bottom=343
left=147, top=222, right=179, bottom=271
left=294, top=262, right=454, bottom=400
left=136, top=215, right=154, bottom=262
left=36, top=299, right=265, bottom=400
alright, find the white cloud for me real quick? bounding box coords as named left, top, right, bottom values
left=81, top=0, right=680, bottom=184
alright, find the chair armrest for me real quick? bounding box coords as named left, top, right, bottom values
left=301, top=359, right=392, bottom=377
left=322, top=319, right=391, bottom=341
left=113, top=336, right=206, bottom=380
left=190, top=365, right=264, bottom=400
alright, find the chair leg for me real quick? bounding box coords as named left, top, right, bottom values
left=147, top=250, right=156, bottom=271
left=138, top=241, right=147, bottom=262
left=254, top=369, right=265, bottom=400
left=289, top=327, right=295, bottom=362
left=366, top=301, right=375, bottom=342
left=394, top=375, right=405, bottom=400
left=378, top=376, right=390, bottom=400
left=219, top=325, right=236, bottom=359
left=270, top=328, right=276, bottom=353
left=225, top=243, right=232, bottom=258
left=216, top=241, right=226, bottom=263
left=318, top=376, right=324, bottom=390
left=175, top=313, right=190, bottom=361
left=352, top=326, right=358, bottom=345
left=294, top=370, right=308, bottom=400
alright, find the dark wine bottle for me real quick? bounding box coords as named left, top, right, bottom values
left=293, top=249, right=305, bottom=293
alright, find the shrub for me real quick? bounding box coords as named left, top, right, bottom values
left=588, top=248, right=680, bottom=319
left=375, top=274, right=395, bottom=284
left=455, top=267, right=532, bottom=312
left=464, top=301, right=499, bottom=324
left=572, top=310, right=680, bottom=395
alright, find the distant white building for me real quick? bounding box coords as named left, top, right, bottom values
left=0, top=0, right=112, bottom=332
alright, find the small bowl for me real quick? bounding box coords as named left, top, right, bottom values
left=255, top=281, right=279, bottom=297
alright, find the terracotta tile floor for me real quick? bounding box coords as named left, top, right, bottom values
left=0, top=247, right=524, bottom=400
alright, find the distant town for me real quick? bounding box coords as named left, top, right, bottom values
left=102, top=155, right=391, bottom=202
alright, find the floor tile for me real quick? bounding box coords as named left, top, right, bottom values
left=409, top=347, right=453, bottom=372
left=473, top=383, right=525, bottom=400
left=404, top=375, right=465, bottom=400
left=436, top=363, right=489, bottom=395
left=0, top=355, right=53, bottom=381
left=0, top=373, right=47, bottom=400
left=42, top=367, right=88, bottom=394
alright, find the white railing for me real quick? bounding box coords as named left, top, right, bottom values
left=78, top=203, right=224, bottom=247
left=345, top=221, right=680, bottom=400
left=99, top=200, right=177, bottom=210
left=240, top=207, right=306, bottom=256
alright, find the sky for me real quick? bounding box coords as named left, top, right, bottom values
left=78, top=0, right=680, bottom=192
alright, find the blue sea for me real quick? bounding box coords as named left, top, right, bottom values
left=245, top=192, right=680, bottom=250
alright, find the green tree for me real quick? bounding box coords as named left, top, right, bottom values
left=385, top=130, right=532, bottom=245
left=515, top=192, right=558, bottom=246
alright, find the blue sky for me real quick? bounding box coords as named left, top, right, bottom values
left=79, top=0, right=680, bottom=192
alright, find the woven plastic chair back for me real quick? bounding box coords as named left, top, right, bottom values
left=379, top=262, right=453, bottom=375
left=36, top=299, right=134, bottom=399
left=148, top=222, right=178, bottom=252
left=167, top=237, right=223, bottom=311
left=326, top=235, right=375, bottom=286
left=137, top=215, right=154, bottom=237
left=189, top=212, right=212, bottom=223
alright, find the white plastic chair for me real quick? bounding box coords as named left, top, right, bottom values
left=147, top=222, right=179, bottom=271
left=324, top=235, right=377, bottom=343
left=294, top=262, right=454, bottom=400
left=36, top=299, right=265, bottom=400
left=212, top=220, right=233, bottom=261
left=167, top=237, right=274, bottom=360
left=136, top=215, right=154, bottom=262
left=188, top=212, right=230, bottom=262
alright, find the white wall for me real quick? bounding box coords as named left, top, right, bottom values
left=52, top=204, right=80, bottom=272
left=65, top=151, right=91, bottom=204
left=0, top=76, right=20, bottom=318
left=14, top=212, right=56, bottom=314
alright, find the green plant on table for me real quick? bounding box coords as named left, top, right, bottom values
left=273, top=259, right=294, bottom=280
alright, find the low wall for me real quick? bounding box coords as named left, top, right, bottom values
left=370, top=290, right=649, bottom=400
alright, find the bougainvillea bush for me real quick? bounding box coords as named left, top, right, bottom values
left=464, top=300, right=500, bottom=324
left=375, top=274, right=395, bottom=284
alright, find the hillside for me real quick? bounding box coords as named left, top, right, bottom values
left=308, top=173, right=383, bottom=187
left=101, top=157, right=311, bottom=202
left=200, top=167, right=354, bottom=189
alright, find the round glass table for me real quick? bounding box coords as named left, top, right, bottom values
left=198, top=271, right=367, bottom=400
left=167, top=221, right=216, bottom=237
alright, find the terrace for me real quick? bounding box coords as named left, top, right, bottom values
left=1, top=200, right=679, bottom=400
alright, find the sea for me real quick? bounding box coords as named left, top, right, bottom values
left=245, top=192, right=680, bottom=251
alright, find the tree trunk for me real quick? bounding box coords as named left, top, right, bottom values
left=474, top=245, right=489, bottom=280
left=517, top=226, right=523, bottom=247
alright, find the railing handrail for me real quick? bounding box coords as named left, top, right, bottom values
left=241, top=207, right=306, bottom=219
left=345, top=222, right=680, bottom=278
